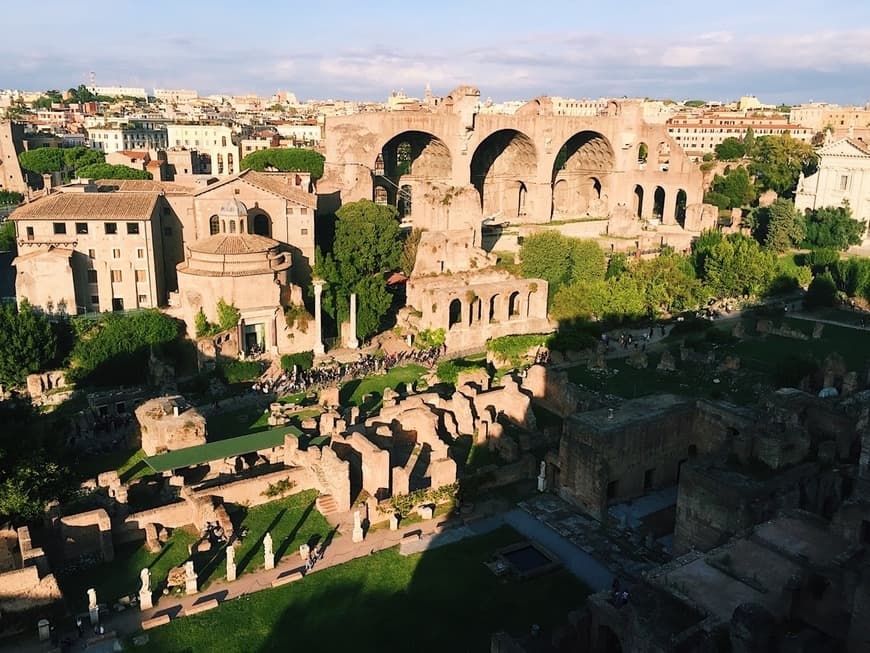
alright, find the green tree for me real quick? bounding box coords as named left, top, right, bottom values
left=239, top=148, right=324, bottom=180
left=0, top=221, right=16, bottom=253
left=703, top=233, right=777, bottom=297
left=756, top=198, right=805, bottom=252
left=66, top=85, right=98, bottom=104
left=833, top=257, right=870, bottom=298
left=748, top=134, right=818, bottom=197
left=399, top=228, right=422, bottom=276
left=64, top=146, right=104, bottom=170
left=315, top=200, right=402, bottom=340
left=743, top=127, right=756, bottom=157
left=708, top=167, right=756, bottom=209
left=803, top=205, right=866, bottom=251
left=805, top=272, right=837, bottom=308
left=685, top=100, right=706, bottom=108
left=804, top=248, right=840, bottom=272
left=0, top=190, right=24, bottom=205
left=715, top=137, right=745, bottom=161
left=18, top=147, right=65, bottom=174
left=194, top=309, right=212, bottom=338
left=0, top=300, right=57, bottom=388
left=519, top=233, right=605, bottom=298
left=74, top=163, right=152, bottom=180
left=216, top=298, right=241, bottom=331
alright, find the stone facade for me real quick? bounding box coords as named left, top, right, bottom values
left=134, top=396, right=207, bottom=456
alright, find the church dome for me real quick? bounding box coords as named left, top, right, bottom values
left=217, top=199, right=248, bottom=218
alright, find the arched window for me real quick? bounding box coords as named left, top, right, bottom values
left=633, top=185, right=644, bottom=218
left=227, top=152, right=234, bottom=173
left=221, top=220, right=226, bottom=233
left=396, top=142, right=412, bottom=176
left=374, top=153, right=385, bottom=176
left=217, top=153, right=224, bottom=175
left=209, top=215, right=219, bottom=235
left=653, top=187, right=665, bottom=219
left=518, top=182, right=527, bottom=216
left=637, top=142, right=648, bottom=167
left=448, top=299, right=462, bottom=329
left=398, top=185, right=412, bottom=217
left=229, top=220, right=236, bottom=233
left=374, top=186, right=388, bottom=205
left=508, top=291, right=520, bottom=318
left=489, top=294, right=500, bottom=322
left=240, top=218, right=245, bottom=233
left=253, top=214, right=271, bottom=237
left=675, top=189, right=687, bottom=226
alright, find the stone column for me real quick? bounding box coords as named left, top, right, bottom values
left=226, top=545, right=237, bottom=582
left=184, top=560, right=198, bottom=595
left=264, top=532, right=275, bottom=570
left=313, top=279, right=326, bottom=355
left=537, top=460, right=547, bottom=492
left=352, top=509, right=364, bottom=543
left=347, top=293, right=359, bottom=349
left=87, top=588, right=99, bottom=625
left=138, top=568, right=153, bottom=610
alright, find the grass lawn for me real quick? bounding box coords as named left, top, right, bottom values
left=57, top=527, right=197, bottom=611
left=136, top=526, right=588, bottom=653
left=72, top=447, right=153, bottom=484
left=339, top=364, right=427, bottom=408
left=57, top=491, right=330, bottom=610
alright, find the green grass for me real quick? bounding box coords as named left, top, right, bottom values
left=58, top=491, right=330, bottom=610
left=72, top=447, right=153, bottom=483
left=339, top=364, right=427, bottom=408
left=136, top=526, right=588, bottom=653
left=57, top=527, right=198, bottom=611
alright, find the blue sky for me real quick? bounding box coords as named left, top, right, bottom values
left=3, top=0, right=870, bottom=104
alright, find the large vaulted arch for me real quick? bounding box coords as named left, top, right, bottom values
left=551, top=131, right=615, bottom=218
left=470, top=129, right=537, bottom=219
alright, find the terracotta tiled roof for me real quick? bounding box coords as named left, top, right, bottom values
left=95, top=179, right=195, bottom=194
left=188, top=233, right=279, bottom=255
left=846, top=138, right=870, bottom=156
left=11, top=192, right=159, bottom=221
left=194, top=169, right=317, bottom=209
left=118, top=150, right=149, bottom=158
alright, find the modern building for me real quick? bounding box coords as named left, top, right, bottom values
left=666, top=110, right=813, bottom=156
left=153, top=89, right=198, bottom=103
left=795, top=137, right=870, bottom=242
left=789, top=102, right=870, bottom=132
left=165, top=124, right=239, bottom=176
left=86, top=85, right=148, bottom=99
left=87, top=122, right=168, bottom=154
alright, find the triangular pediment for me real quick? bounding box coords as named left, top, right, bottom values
left=818, top=138, right=870, bottom=158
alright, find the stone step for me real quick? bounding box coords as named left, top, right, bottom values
left=316, top=494, right=339, bottom=515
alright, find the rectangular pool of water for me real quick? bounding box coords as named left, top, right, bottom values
left=496, top=541, right=561, bottom=580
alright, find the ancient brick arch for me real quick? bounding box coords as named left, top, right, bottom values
left=374, top=130, right=452, bottom=219
left=552, top=131, right=615, bottom=218
left=470, top=129, right=537, bottom=219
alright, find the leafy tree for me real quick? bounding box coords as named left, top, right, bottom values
left=802, top=205, right=865, bottom=250
left=703, top=191, right=732, bottom=210
left=66, top=84, right=98, bottom=104
left=684, top=100, right=706, bottom=108
left=703, top=233, right=777, bottom=297
left=0, top=190, right=24, bottom=205
left=805, top=272, right=837, bottom=308
left=280, top=350, right=314, bottom=372
left=605, top=252, right=628, bottom=280
left=240, top=148, right=324, bottom=180
left=18, top=147, right=65, bottom=174
left=755, top=198, right=805, bottom=252
left=701, top=153, right=714, bottom=162
left=833, top=257, right=870, bottom=298
left=75, top=163, right=152, bottom=180
left=715, top=137, right=745, bottom=161
left=804, top=248, right=840, bottom=272
left=748, top=134, right=817, bottom=197
left=64, top=146, right=104, bottom=170
left=216, top=298, right=241, bottom=331
left=743, top=127, right=755, bottom=157
left=519, top=233, right=605, bottom=298
left=194, top=309, right=211, bottom=338
left=690, top=229, right=724, bottom=277
left=399, top=228, right=422, bottom=276
left=315, top=200, right=402, bottom=340
left=0, top=221, right=16, bottom=253
left=0, top=300, right=57, bottom=388
left=770, top=254, right=812, bottom=293
left=708, top=167, right=755, bottom=209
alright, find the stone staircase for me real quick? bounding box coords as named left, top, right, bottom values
left=316, top=494, right=339, bottom=516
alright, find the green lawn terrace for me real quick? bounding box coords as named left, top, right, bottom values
left=134, top=526, right=588, bottom=653
left=565, top=313, right=870, bottom=406
left=57, top=490, right=331, bottom=612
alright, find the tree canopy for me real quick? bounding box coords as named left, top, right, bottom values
left=705, top=167, right=755, bottom=209
left=75, top=163, right=152, bottom=180
left=65, top=146, right=105, bottom=171
left=748, top=134, right=817, bottom=197
left=0, top=300, right=57, bottom=388
left=18, top=147, right=65, bottom=174
left=802, top=205, right=866, bottom=251
left=753, top=198, right=805, bottom=253
left=240, top=148, right=324, bottom=180
left=0, top=190, right=23, bottom=205
left=315, top=200, right=402, bottom=340
left=702, top=233, right=777, bottom=297
left=715, top=137, right=745, bottom=161
left=518, top=233, right=606, bottom=299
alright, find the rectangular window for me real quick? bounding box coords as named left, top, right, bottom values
left=87, top=269, right=98, bottom=284
left=301, top=228, right=308, bottom=235
left=300, top=208, right=307, bottom=215
left=840, top=175, right=849, bottom=191
left=88, top=249, right=96, bottom=258
left=137, top=248, right=145, bottom=259
left=111, top=269, right=122, bottom=283
left=138, top=294, right=148, bottom=305
left=126, top=222, right=140, bottom=234
left=112, top=297, right=124, bottom=311
left=287, top=208, right=294, bottom=215
left=105, top=222, right=117, bottom=234
left=53, top=222, right=66, bottom=235
left=135, top=269, right=146, bottom=282
left=112, top=249, right=121, bottom=259
left=76, top=222, right=88, bottom=234
left=26, top=226, right=34, bottom=240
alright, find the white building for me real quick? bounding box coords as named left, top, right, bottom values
left=153, top=89, right=198, bottom=103
left=87, top=123, right=168, bottom=153
left=795, top=137, right=870, bottom=243
left=166, top=124, right=239, bottom=176
left=86, top=86, right=148, bottom=99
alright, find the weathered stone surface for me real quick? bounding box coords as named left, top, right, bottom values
left=135, top=396, right=206, bottom=456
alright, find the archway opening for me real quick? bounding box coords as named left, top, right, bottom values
left=675, top=189, right=687, bottom=227
left=489, top=294, right=500, bottom=323
left=508, top=291, right=521, bottom=318
left=399, top=185, right=412, bottom=218
left=637, top=142, right=648, bottom=168
left=209, top=215, right=219, bottom=235
left=376, top=130, right=451, bottom=216
left=653, top=187, right=666, bottom=220
left=551, top=131, right=614, bottom=217
left=471, top=129, right=536, bottom=219
left=448, top=299, right=462, bottom=329
left=252, top=213, right=271, bottom=237
left=633, top=185, right=644, bottom=218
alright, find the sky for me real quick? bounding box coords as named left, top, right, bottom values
left=3, top=0, right=870, bottom=104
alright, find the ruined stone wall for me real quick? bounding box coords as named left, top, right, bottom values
left=59, top=508, right=114, bottom=562
left=199, top=468, right=313, bottom=508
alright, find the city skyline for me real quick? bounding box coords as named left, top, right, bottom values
left=2, top=0, right=870, bottom=104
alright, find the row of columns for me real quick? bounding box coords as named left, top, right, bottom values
left=312, top=280, right=358, bottom=354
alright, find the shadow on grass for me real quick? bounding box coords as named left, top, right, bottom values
left=274, top=501, right=315, bottom=561
left=236, top=509, right=287, bottom=576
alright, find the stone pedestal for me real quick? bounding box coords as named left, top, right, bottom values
left=138, top=568, right=153, bottom=611
left=347, top=293, right=359, bottom=349
left=37, top=619, right=50, bottom=642
left=313, top=280, right=326, bottom=355
left=537, top=461, right=547, bottom=492
left=299, top=544, right=310, bottom=561
left=87, top=588, right=99, bottom=625
left=419, top=505, right=434, bottom=520
left=352, top=509, right=364, bottom=543
left=226, top=546, right=237, bottom=582
left=389, top=514, right=399, bottom=531
left=264, top=532, right=275, bottom=570
left=184, top=561, right=198, bottom=595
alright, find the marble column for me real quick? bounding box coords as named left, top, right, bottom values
left=347, top=293, right=359, bottom=349
left=313, top=279, right=326, bottom=355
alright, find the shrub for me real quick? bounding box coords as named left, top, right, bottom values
left=280, top=350, right=314, bottom=372
left=216, top=298, right=241, bottom=331
left=805, top=272, right=837, bottom=308
left=284, top=303, right=311, bottom=333
left=219, top=360, right=261, bottom=384
left=414, top=328, right=446, bottom=349
left=486, top=334, right=551, bottom=366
